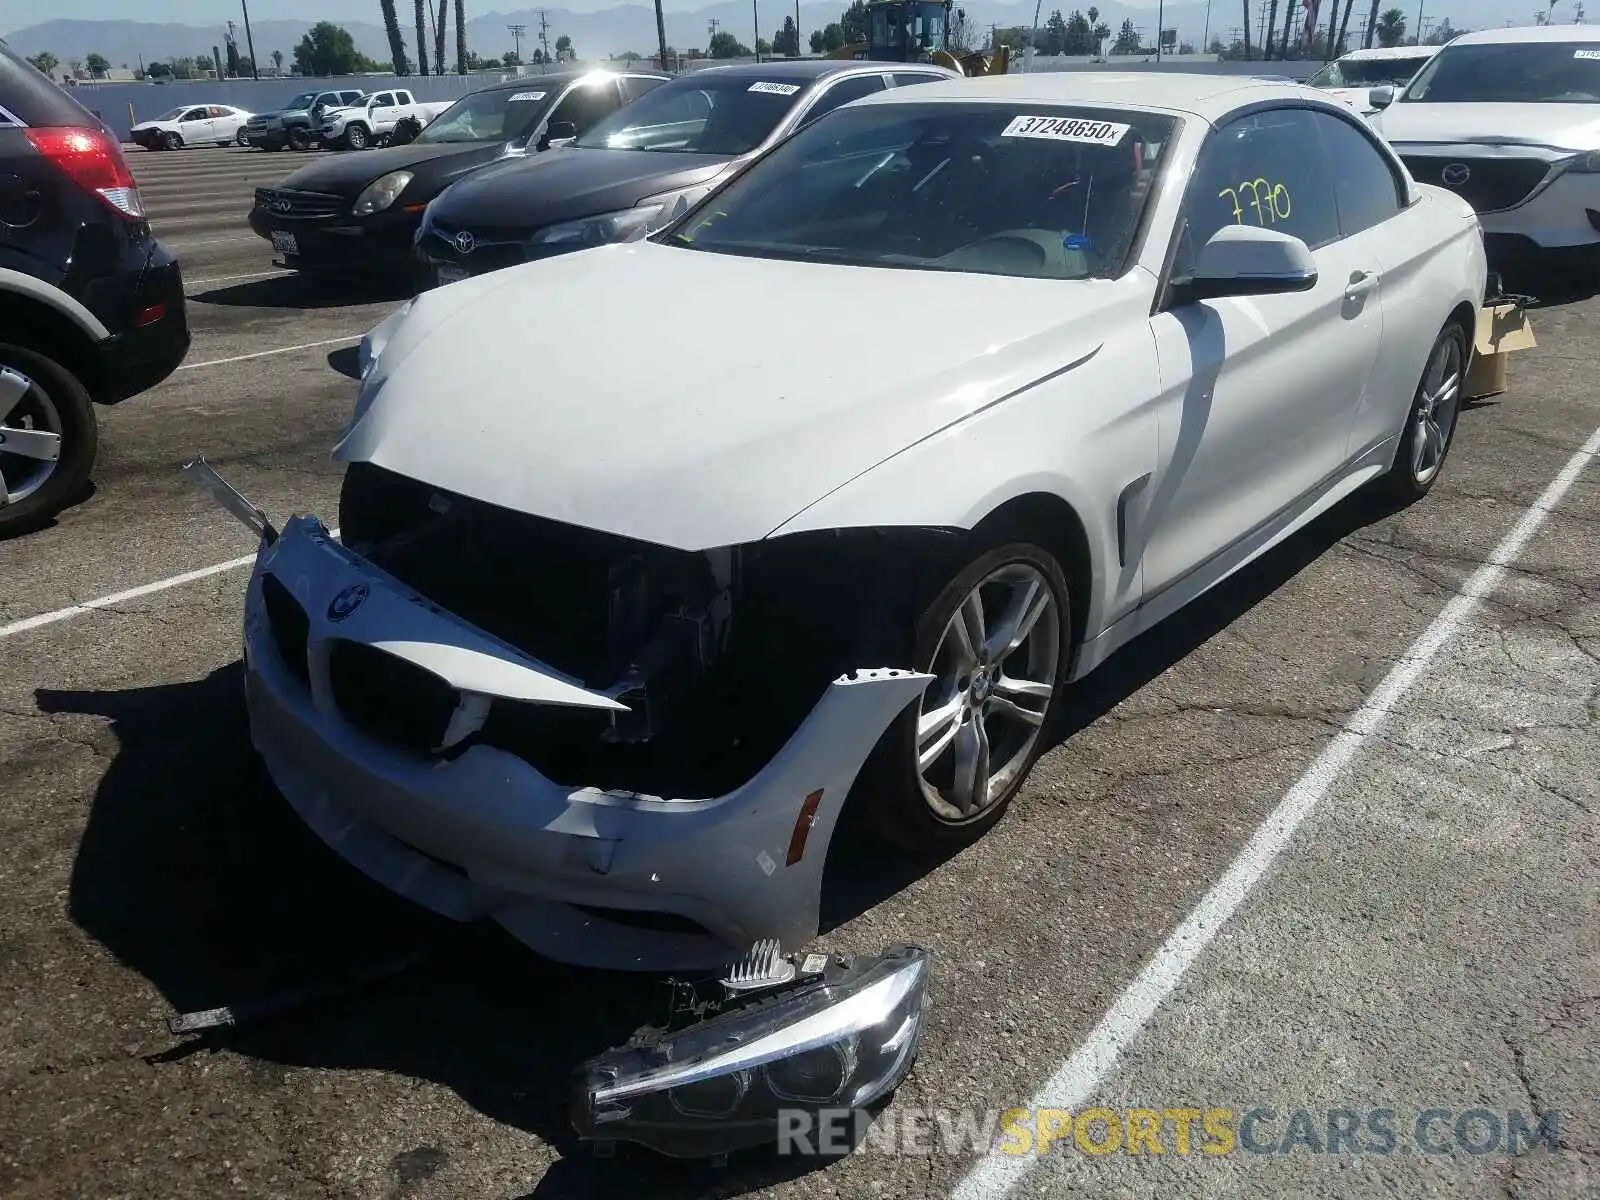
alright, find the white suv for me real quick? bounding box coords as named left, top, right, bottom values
left=1369, top=24, right=1600, bottom=256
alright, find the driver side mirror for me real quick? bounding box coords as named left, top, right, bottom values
left=1368, top=85, right=1395, bottom=110
left=1168, top=224, right=1317, bottom=307
left=538, top=119, right=579, bottom=151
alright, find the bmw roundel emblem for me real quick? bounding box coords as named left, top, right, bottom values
left=1441, top=162, right=1471, bottom=187
left=327, top=583, right=369, bottom=621
left=453, top=230, right=476, bottom=255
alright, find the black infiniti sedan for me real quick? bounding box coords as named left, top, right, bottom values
left=247, top=69, right=669, bottom=281
left=415, top=59, right=958, bottom=285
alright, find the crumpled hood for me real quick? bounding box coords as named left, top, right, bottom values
left=336, top=241, right=1137, bottom=551
left=1372, top=102, right=1600, bottom=153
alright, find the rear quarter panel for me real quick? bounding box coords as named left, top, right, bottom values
left=1362, top=184, right=1486, bottom=451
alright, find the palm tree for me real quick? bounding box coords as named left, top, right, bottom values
left=379, top=0, right=410, bottom=73
left=1242, top=0, right=1253, bottom=57
left=434, top=0, right=449, bottom=76
left=270, top=48, right=284, bottom=73
left=414, top=0, right=431, bottom=73
left=1262, top=0, right=1279, bottom=56
left=1334, top=0, right=1356, bottom=56
left=655, top=0, right=669, bottom=70
left=1363, top=0, right=1380, bottom=45
left=455, top=0, right=467, bottom=73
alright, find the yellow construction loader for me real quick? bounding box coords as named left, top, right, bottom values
left=824, top=0, right=1011, bottom=75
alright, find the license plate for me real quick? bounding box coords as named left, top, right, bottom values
left=436, top=265, right=469, bottom=286
left=270, top=230, right=298, bottom=255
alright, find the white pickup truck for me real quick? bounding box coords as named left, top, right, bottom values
left=317, top=89, right=453, bottom=150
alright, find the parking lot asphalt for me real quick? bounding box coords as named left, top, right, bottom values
left=0, top=146, right=1595, bottom=1200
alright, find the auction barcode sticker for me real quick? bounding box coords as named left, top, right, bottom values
left=1575, top=48, right=1600, bottom=59
left=507, top=91, right=547, bottom=102
left=1000, top=115, right=1131, bottom=145
left=749, top=81, right=802, bottom=95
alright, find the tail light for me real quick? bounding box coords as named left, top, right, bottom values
left=23, top=127, right=145, bottom=219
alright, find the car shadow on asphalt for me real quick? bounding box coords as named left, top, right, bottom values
left=37, top=663, right=868, bottom=1196
left=190, top=273, right=415, bottom=310
left=36, top=491, right=1408, bottom=1197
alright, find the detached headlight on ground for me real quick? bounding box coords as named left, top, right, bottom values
left=353, top=170, right=414, bottom=216
left=571, top=943, right=930, bottom=1159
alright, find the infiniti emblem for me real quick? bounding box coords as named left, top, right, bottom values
left=327, top=583, right=369, bottom=621
left=453, top=230, right=476, bottom=254
left=1441, top=162, right=1471, bottom=186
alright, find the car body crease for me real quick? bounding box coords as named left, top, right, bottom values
left=766, top=342, right=1104, bottom=540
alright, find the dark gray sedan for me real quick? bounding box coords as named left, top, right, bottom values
left=414, top=59, right=959, bottom=284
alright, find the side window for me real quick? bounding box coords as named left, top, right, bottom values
left=798, top=74, right=887, bottom=128
left=620, top=75, right=668, bottom=103
left=1310, top=111, right=1405, bottom=237
left=1178, top=107, right=1340, bottom=274
left=892, top=72, right=946, bottom=88
left=182, top=108, right=207, bottom=122
left=550, top=80, right=622, bottom=133
left=396, top=91, right=412, bottom=105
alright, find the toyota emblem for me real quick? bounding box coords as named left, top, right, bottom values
left=327, top=583, right=369, bottom=621
left=453, top=230, right=476, bottom=255
left=1441, top=162, right=1471, bottom=186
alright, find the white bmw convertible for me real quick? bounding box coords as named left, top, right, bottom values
left=219, top=72, right=1486, bottom=971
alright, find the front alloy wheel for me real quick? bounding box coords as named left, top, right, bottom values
left=916, top=562, right=1060, bottom=821
left=858, top=539, right=1071, bottom=851
left=345, top=124, right=368, bottom=150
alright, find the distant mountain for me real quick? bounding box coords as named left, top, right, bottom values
left=1, top=1, right=1537, bottom=67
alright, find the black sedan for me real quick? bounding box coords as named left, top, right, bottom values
left=415, top=59, right=958, bottom=285
left=247, top=69, right=670, bottom=281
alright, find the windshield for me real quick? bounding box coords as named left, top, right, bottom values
left=1306, top=55, right=1433, bottom=88
left=285, top=92, right=318, bottom=110
left=1401, top=41, right=1600, bottom=103
left=575, top=74, right=810, bottom=154
left=415, top=86, right=556, bottom=143
left=871, top=2, right=949, bottom=53
left=664, top=103, right=1177, bottom=280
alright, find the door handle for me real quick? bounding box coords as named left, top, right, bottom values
left=1344, top=270, right=1379, bottom=299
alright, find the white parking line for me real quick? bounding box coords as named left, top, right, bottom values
left=177, top=336, right=360, bottom=371
left=186, top=269, right=292, bottom=289
left=0, top=528, right=342, bottom=642
left=953, top=420, right=1600, bottom=1200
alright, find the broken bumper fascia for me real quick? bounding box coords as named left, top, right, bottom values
left=242, top=514, right=933, bottom=972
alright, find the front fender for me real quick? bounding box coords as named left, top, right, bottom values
left=770, top=325, right=1164, bottom=643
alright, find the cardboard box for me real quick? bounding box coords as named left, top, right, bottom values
left=1465, top=303, right=1537, bottom=400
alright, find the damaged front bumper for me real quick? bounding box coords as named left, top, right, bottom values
left=240, top=512, right=932, bottom=972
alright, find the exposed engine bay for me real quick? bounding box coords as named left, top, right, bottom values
left=334, top=462, right=961, bottom=797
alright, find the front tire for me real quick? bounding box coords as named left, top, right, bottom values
left=1378, top=320, right=1468, bottom=506
left=161, top=130, right=183, bottom=150
left=0, top=343, right=98, bottom=537
left=343, top=123, right=369, bottom=150
left=288, top=126, right=312, bottom=151
left=857, top=538, right=1071, bottom=851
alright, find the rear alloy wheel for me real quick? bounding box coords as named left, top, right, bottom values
left=162, top=130, right=183, bottom=151
left=1379, top=321, right=1468, bottom=505
left=860, top=540, right=1070, bottom=851
left=344, top=123, right=369, bottom=150
left=0, top=344, right=98, bottom=537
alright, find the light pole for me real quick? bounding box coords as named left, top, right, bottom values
left=1157, top=0, right=1165, bottom=57
left=240, top=0, right=260, bottom=79
left=753, top=0, right=761, bottom=60
left=1413, top=0, right=1425, bottom=42
left=1202, top=0, right=1213, bottom=51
